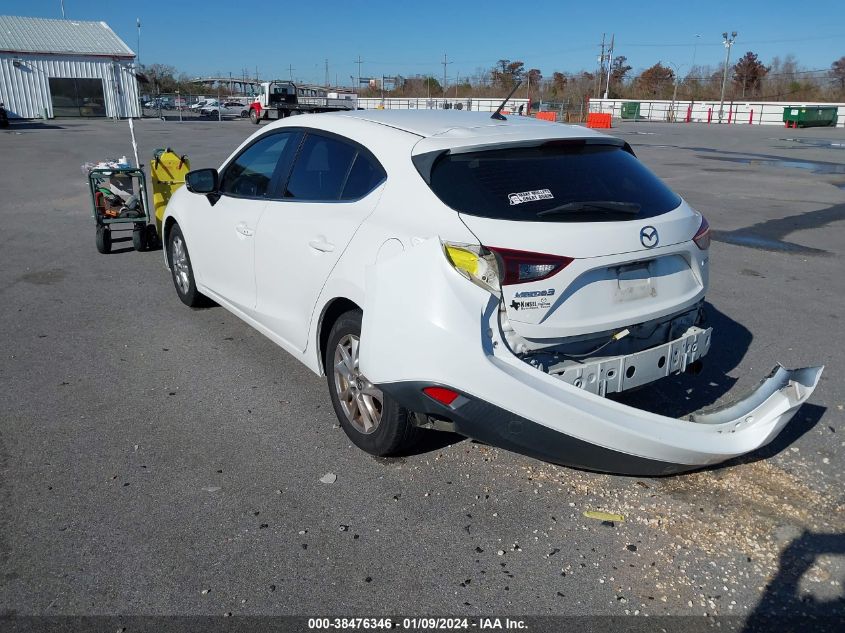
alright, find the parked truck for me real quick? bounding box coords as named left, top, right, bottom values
left=248, top=81, right=357, bottom=124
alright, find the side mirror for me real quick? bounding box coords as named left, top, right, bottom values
left=185, top=168, right=219, bottom=194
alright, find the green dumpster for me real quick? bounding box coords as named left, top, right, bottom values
left=621, top=102, right=641, bottom=120
left=782, top=106, right=838, bottom=128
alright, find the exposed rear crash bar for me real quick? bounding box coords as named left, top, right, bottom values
left=360, top=238, right=824, bottom=476
left=553, top=325, right=712, bottom=396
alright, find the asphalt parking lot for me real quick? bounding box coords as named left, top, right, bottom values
left=1, top=116, right=843, bottom=626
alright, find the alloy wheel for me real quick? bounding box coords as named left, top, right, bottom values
left=333, top=334, right=383, bottom=434
left=171, top=235, right=191, bottom=295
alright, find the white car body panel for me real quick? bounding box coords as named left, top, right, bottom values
left=188, top=194, right=265, bottom=313
left=253, top=187, right=385, bottom=352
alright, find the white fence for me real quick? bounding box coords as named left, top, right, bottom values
left=589, top=98, right=845, bottom=128
left=357, top=96, right=529, bottom=113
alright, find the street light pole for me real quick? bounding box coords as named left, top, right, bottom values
left=718, top=31, right=737, bottom=123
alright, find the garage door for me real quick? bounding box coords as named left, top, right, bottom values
left=48, top=78, right=107, bottom=117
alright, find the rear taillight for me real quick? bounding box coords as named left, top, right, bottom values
left=487, top=247, right=573, bottom=285
left=442, top=242, right=501, bottom=293
left=442, top=242, right=573, bottom=292
left=693, top=216, right=711, bottom=250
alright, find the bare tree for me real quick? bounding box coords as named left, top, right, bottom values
left=831, top=56, right=845, bottom=92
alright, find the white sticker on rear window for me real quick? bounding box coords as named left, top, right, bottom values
left=508, top=189, right=554, bottom=206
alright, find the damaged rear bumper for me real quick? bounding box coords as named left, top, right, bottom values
left=360, top=238, right=823, bottom=476
left=378, top=365, right=822, bottom=475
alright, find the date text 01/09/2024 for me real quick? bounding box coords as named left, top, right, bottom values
left=306, top=617, right=528, bottom=630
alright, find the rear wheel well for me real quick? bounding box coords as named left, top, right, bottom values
left=319, top=298, right=361, bottom=374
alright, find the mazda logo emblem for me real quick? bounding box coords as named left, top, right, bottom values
left=640, top=225, right=659, bottom=248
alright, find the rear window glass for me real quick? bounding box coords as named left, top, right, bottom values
left=426, top=144, right=681, bottom=222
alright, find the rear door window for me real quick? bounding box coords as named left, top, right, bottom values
left=425, top=143, right=681, bottom=222
left=284, top=133, right=357, bottom=201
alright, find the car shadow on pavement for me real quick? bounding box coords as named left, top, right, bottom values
left=712, top=201, right=845, bottom=257
left=742, top=530, right=845, bottom=633
left=613, top=302, right=750, bottom=418
left=3, top=121, right=65, bottom=130
left=402, top=428, right=466, bottom=457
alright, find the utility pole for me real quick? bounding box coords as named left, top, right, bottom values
left=595, top=33, right=606, bottom=96
left=604, top=34, right=614, bottom=99
left=718, top=31, right=737, bottom=123
left=288, top=63, right=295, bottom=82
left=526, top=70, right=530, bottom=109
left=689, top=34, right=701, bottom=99
left=354, top=55, right=363, bottom=95
left=325, top=59, right=329, bottom=89
left=442, top=52, right=452, bottom=96
left=136, top=18, right=141, bottom=66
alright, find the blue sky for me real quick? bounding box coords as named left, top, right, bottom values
left=5, top=1, right=844, bottom=86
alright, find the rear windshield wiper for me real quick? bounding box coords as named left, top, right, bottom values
left=536, top=201, right=641, bottom=217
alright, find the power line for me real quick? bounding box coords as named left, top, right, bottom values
left=622, top=33, right=845, bottom=47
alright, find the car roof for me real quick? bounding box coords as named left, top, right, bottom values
left=333, top=109, right=601, bottom=138
left=258, top=109, right=623, bottom=164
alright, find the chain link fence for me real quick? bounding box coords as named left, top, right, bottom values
left=138, top=90, right=254, bottom=121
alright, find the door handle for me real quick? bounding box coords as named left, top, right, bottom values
left=309, top=238, right=335, bottom=252
left=235, top=222, right=254, bottom=237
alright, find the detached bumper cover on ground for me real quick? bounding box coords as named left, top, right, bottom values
left=361, top=239, right=823, bottom=475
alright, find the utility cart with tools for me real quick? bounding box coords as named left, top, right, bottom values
left=88, top=166, right=157, bottom=254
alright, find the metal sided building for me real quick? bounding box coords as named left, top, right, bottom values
left=0, top=15, right=140, bottom=119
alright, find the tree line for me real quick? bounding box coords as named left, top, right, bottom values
left=139, top=53, right=845, bottom=104
left=359, top=53, right=845, bottom=103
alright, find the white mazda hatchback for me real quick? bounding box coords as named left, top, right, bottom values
left=162, top=109, right=821, bottom=475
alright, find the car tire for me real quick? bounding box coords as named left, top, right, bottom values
left=145, top=224, right=160, bottom=250
left=249, top=109, right=260, bottom=124
left=95, top=225, right=111, bottom=254
left=132, top=224, right=148, bottom=251
left=167, top=224, right=209, bottom=307
left=326, top=310, right=420, bottom=456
